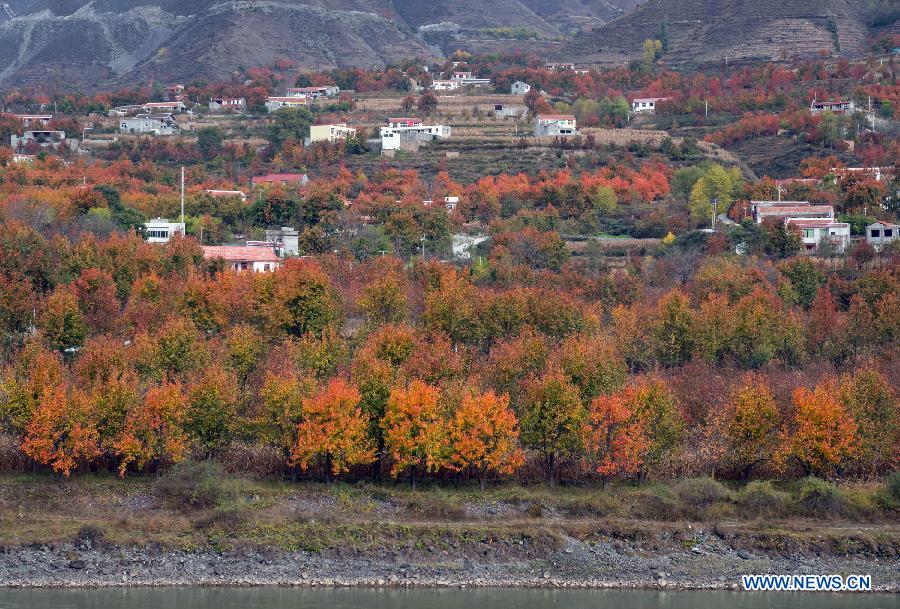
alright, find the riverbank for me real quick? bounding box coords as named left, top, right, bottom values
left=1, top=532, right=898, bottom=591
left=0, top=472, right=897, bottom=591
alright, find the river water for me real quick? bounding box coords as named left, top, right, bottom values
left=0, top=588, right=895, bottom=609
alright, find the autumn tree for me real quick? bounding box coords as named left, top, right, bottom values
left=184, top=367, right=238, bottom=455
left=259, top=369, right=311, bottom=462
left=114, top=382, right=188, bottom=476
left=583, top=387, right=649, bottom=484
left=719, top=375, right=781, bottom=479
left=688, top=164, right=742, bottom=226
left=359, top=269, right=409, bottom=327
left=40, top=288, right=87, bottom=353
left=519, top=372, right=585, bottom=486
left=290, top=378, right=376, bottom=481
left=447, top=390, right=523, bottom=489
left=272, top=259, right=341, bottom=337
left=554, top=333, right=627, bottom=401
left=780, top=379, right=859, bottom=477
left=630, top=377, right=684, bottom=476
left=21, top=386, right=100, bottom=477
left=382, top=380, right=445, bottom=488
left=651, top=290, right=695, bottom=367
left=839, top=369, right=898, bottom=474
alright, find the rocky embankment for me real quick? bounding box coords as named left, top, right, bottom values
left=2, top=531, right=897, bottom=591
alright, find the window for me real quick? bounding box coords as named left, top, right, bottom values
left=804, top=229, right=814, bottom=239
left=871, top=229, right=881, bottom=238
left=885, top=229, right=894, bottom=238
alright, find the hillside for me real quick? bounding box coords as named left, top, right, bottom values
left=0, top=0, right=631, bottom=90
left=559, top=0, right=896, bottom=68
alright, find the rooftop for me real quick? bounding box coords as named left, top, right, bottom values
left=202, top=246, right=280, bottom=263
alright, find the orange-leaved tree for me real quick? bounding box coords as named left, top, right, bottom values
left=780, top=379, right=859, bottom=477
left=382, top=380, right=445, bottom=488
left=114, top=382, right=188, bottom=477
left=21, top=385, right=100, bottom=477
left=720, top=374, right=782, bottom=479
left=290, top=378, right=376, bottom=481
left=447, top=390, right=523, bottom=490
left=583, top=386, right=649, bottom=484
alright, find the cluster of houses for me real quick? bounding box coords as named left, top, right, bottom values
left=380, top=117, right=451, bottom=154
left=749, top=195, right=898, bottom=253
left=431, top=71, right=492, bottom=91
left=265, top=85, right=339, bottom=112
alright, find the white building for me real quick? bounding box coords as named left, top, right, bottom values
left=208, top=97, right=246, bottom=112
left=511, top=81, right=531, bottom=95
left=751, top=201, right=835, bottom=224
left=142, top=101, right=187, bottom=114
left=432, top=79, right=462, bottom=91
left=631, top=97, right=669, bottom=114
left=494, top=104, right=528, bottom=119
left=143, top=218, right=185, bottom=243
left=205, top=189, right=248, bottom=202
left=265, top=97, right=308, bottom=112
left=265, top=226, right=300, bottom=256
left=308, top=123, right=357, bottom=143
left=286, top=86, right=339, bottom=99
left=381, top=119, right=451, bottom=151
left=785, top=218, right=851, bottom=252
left=811, top=100, right=856, bottom=114
left=866, top=221, right=899, bottom=251
left=535, top=114, right=577, bottom=136
left=120, top=114, right=177, bottom=135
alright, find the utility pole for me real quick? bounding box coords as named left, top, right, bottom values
left=420, top=234, right=426, bottom=260
left=710, top=197, right=718, bottom=231
left=180, top=166, right=186, bottom=236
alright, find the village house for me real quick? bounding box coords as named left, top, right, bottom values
left=786, top=218, right=851, bottom=252
left=108, top=105, right=145, bottom=117
left=431, top=79, right=461, bottom=91
left=631, top=97, right=669, bottom=114
left=205, top=189, right=248, bottom=202
left=381, top=117, right=451, bottom=152
left=208, top=97, right=246, bottom=113
left=251, top=173, right=309, bottom=187
left=119, top=114, right=178, bottom=135
left=866, top=221, right=899, bottom=251
left=15, top=114, right=52, bottom=127
left=511, top=81, right=531, bottom=95
left=264, top=226, right=300, bottom=256
left=494, top=104, right=528, bottom=119
left=265, top=97, right=308, bottom=112
left=751, top=201, right=835, bottom=224
left=308, top=123, right=357, bottom=144
left=11, top=154, right=35, bottom=163
left=201, top=245, right=281, bottom=273
left=546, top=62, right=575, bottom=71
left=143, top=218, right=185, bottom=243
left=165, top=84, right=185, bottom=101
left=832, top=166, right=888, bottom=182
left=143, top=101, right=187, bottom=114
left=534, top=114, right=578, bottom=137
left=810, top=99, right=856, bottom=114
left=286, top=86, right=339, bottom=99
left=11, top=130, right=78, bottom=152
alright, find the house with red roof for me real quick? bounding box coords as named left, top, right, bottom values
left=202, top=245, right=281, bottom=273
left=251, top=173, right=309, bottom=187
left=785, top=218, right=850, bottom=252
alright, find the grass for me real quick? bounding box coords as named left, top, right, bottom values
left=0, top=471, right=896, bottom=556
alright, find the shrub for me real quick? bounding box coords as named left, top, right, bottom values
left=797, top=477, right=846, bottom=518
left=676, top=477, right=729, bottom=519
left=561, top=492, right=621, bottom=517
left=736, top=481, right=790, bottom=518
left=630, top=487, right=679, bottom=520
left=888, top=472, right=900, bottom=503
left=405, top=493, right=466, bottom=520
left=75, top=524, right=105, bottom=545
left=155, top=461, right=231, bottom=512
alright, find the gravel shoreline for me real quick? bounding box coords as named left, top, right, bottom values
left=2, top=534, right=897, bottom=592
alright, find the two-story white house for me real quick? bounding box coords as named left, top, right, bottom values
left=308, top=123, right=357, bottom=143
left=511, top=81, right=531, bottom=95
left=866, top=221, right=899, bottom=251
left=785, top=218, right=851, bottom=252
left=534, top=114, right=577, bottom=136
left=143, top=218, right=185, bottom=243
